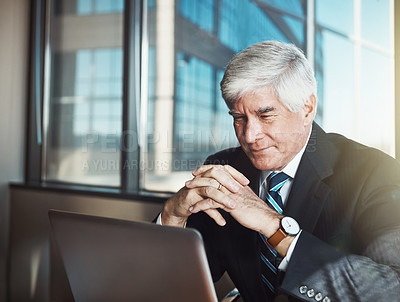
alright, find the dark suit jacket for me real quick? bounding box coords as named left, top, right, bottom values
left=187, top=123, right=400, bottom=302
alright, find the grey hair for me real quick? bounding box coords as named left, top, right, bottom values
left=220, top=41, right=317, bottom=112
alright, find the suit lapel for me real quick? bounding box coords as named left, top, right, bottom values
left=284, top=123, right=337, bottom=233
left=284, top=157, right=332, bottom=232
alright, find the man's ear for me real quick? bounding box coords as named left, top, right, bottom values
left=303, top=94, right=317, bottom=125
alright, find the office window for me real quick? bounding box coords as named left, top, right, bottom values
left=30, top=0, right=395, bottom=195
left=43, top=0, right=124, bottom=186
left=315, top=0, right=394, bottom=156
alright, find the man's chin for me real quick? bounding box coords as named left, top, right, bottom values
left=248, top=157, right=279, bottom=171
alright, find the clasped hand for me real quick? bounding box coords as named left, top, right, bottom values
left=161, top=165, right=281, bottom=238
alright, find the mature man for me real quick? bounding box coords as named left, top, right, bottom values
left=158, top=41, right=400, bottom=301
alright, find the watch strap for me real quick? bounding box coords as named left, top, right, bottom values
left=268, top=228, right=287, bottom=248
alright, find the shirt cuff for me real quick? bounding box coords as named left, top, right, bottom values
left=156, top=213, right=187, bottom=228
left=156, top=213, right=163, bottom=225
left=278, top=230, right=302, bottom=271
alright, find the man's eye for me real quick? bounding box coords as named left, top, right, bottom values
left=233, top=116, right=245, bottom=122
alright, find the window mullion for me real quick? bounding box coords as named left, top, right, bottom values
left=26, top=0, right=46, bottom=184
left=121, top=0, right=142, bottom=193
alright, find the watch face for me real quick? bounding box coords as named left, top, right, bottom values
left=281, top=217, right=300, bottom=236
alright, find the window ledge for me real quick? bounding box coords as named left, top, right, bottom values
left=9, top=182, right=171, bottom=204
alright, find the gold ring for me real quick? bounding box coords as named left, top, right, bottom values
left=217, top=183, right=223, bottom=191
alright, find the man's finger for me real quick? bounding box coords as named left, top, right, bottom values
left=195, top=165, right=244, bottom=193
left=196, top=186, right=236, bottom=209
left=192, top=165, right=214, bottom=176
left=193, top=165, right=249, bottom=186
left=189, top=198, right=225, bottom=214
left=223, top=165, right=250, bottom=186
left=204, top=208, right=226, bottom=226
left=185, top=177, right=220, bottom=190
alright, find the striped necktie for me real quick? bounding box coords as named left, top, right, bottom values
left=259, top=172, right=290, bottom=299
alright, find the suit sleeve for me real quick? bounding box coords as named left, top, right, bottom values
left=280, top=155, right=400, bottom=302
left=281, top=230, right=400, bottom=302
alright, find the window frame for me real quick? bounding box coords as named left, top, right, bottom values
left=26, top=0, right=153, bottom=197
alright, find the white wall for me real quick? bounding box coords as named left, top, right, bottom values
left=0, top=0, right=30, bottom=300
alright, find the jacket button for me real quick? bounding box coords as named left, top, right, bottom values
left=307, top=289, right=315, bottom=298
left=299, top=285, right=307, bottom=294
left=322, top=297, right=331, bottom=302
left=315, top=292, right=323, bottom=301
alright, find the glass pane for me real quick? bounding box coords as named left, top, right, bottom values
left=361, top=0, right=392, bottom=49
left=145, top=0, right=305, bottom=192
left=315, top=30, right=356, bottom=138
left=316, top=0, right=395, bottom=157
left=257, top=0, right=306, bottom=18
left=77, top=0, right=124, bottom=15
left=218, top=0, right=305, bottom=52
left=359, top=47, right=394, bottom=155
left=179, top=0, right=215, bottom=34
left=316, top=0, right=354, bottom=35
left=45, top=0, right=124, bottom=186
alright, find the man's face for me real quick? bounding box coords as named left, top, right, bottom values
left=229, top=86, right=314, bottom=171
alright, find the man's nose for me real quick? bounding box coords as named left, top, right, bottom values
left=244, top=119, right=262, bottom=144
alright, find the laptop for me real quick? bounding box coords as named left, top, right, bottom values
left=49, top=210, right=219, bottom=302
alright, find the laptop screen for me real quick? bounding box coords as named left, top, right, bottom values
left=49, top=210, right=218, bottom=302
